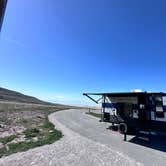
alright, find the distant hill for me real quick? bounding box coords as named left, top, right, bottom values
left=0, top=87, right=57, bottom=105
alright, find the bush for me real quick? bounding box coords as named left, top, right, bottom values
left=0, top=147, right=7, bottom=158
left=0, top=135, right=17, bottom=145
left=23, top=128, right=40, bottom=138
left=43, top=118, right=55, bottom=129
left=0, top=118, right=63, bottom=157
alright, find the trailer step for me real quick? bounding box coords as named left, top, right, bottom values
left=109, top=115, right=124, bottom=124
left=137, top=130, right=151, bottom=142
left=139, top=131, right=150, bottom=135
left=137, top=136, right=150, bottom=141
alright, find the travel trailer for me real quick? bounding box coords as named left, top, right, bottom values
left=84, top=91, right=166, bottom=139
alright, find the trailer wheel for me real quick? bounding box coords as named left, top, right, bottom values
left=118, top=123, right=128, bottom=134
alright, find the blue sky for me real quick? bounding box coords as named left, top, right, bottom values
left=0, top=0, right=166, bottom=105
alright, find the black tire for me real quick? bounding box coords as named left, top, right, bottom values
left=118, top=123, right=128, bottom=134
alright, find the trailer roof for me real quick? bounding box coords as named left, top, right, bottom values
left=83, top=92, right=166, bottom=104
left=83, top=92, right=166, bottom=97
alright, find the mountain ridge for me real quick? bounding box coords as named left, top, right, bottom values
left=0, top=87, right=58, bottom=105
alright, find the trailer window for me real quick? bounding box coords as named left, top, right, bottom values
left=155, top=96, right=164, bottom=118
left=155, top=96, right=163, bottom=106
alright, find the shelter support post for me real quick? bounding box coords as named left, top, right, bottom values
left=124, top=133, right=127, bottom=141
left=101, top=95, right=106, bottom=122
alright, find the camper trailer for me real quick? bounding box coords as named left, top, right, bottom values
left=84, top=92, right=166, bottom=135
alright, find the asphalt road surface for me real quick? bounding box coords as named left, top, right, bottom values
left=0, top=109, right=166, bottom=166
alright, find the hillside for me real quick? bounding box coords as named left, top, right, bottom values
left=0, top=87, right=57, bottom=105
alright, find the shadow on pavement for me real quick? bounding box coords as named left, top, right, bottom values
left=128, top=135, right=166, bottom=153
left=106, top=125, right=166, bottom=153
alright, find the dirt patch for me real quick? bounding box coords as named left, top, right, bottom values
left=0, top=110, right=46, bottom=138
left=0, top=102, right=66, bottom=157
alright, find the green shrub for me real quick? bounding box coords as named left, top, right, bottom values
left=0, top=135, right=17, bottom=145
left=0, top=116, right=63, bottom=158
left=23, top=128, right=40, bottom=138
left=0, top=147, right=7, bottom=157
left=43, top=118, right=54, bottom=129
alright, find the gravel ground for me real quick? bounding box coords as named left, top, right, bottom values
left=0, top=110, right=141, bottom=166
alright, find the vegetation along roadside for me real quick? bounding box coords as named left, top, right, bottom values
left=0, top=102, right=72, bottom=158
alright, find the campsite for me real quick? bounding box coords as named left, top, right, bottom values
left=1, top=0, right=166, bottom=165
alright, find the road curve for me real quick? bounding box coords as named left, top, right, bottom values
left=0, top=109, right=166, bottom=166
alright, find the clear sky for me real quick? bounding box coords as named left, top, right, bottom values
left=0, top=0, right=166, bottom=105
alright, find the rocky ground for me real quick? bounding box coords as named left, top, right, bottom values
left=0, top=103, right=64, bottom=156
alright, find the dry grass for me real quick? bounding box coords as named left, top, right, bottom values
left=0, top=102, right=71, bottom=157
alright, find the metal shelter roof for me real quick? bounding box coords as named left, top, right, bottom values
left=0, top=0, right=7, bottom=32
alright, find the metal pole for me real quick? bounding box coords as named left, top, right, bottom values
left=124, top=133, right=127, bottom=141
left=100, top=102, right=102, bottom=122
left=101, top=95, right=106, bottom=122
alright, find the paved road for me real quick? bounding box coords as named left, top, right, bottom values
left=55, top=109, right=166, bottom=166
